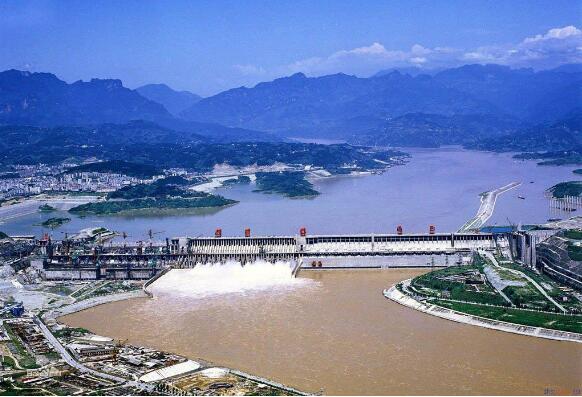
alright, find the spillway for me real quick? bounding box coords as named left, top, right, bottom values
left=148, top=260, right=314, bottom=299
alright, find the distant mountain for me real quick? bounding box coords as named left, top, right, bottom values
left=136, top=83, right=202, bottom=116
left=432, top=64, right=582, bottom=122
left=467, top=111, right=582, bottom=152
left=180, top=64, right=582, bottom=141
left=0, top=69, right=172, bottom=126
left=180, top=71, right=499, bottom=136
left=0, top=70, right=279, bottom=143
left=372, top=67, right=443, bottom=77
left=349, top=113, right=524, bottom=148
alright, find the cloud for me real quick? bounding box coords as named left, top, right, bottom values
left=523, top=25, right=581, bottom=43
left=231, top=25, right=582, bottom=87
left=232, top=64, right=266, bottom=76
left=463, top=25, right=582, bottom=68
left=280, top=42, right=461, bottom=77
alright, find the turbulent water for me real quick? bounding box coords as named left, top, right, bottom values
left=150, top=261, right=314, bottom=299
left=62, top=269, right=582, bottom=395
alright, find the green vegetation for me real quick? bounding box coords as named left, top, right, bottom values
left=434, top=301, right=582, bottom=334
left=502, top=284, right=556, bottom=311
left=38, top=204, right=56, bottom=212
left=46, top=284, right=74, bottom=296
left=1, top=355, right=16, bottom=369
left=573, top=169, right=582, bottom=175
left=68, top=175, right=236, bottom=214
left=411, top=263, right=508, bottom=306
left=3, top=324, right=38, bottom=369
left=222, top=175, right=251, bottom=186
left=567, top=243, right=582, bottom=261
left=81, top=281, right=142, bottom=300
left=406, top=253, right=582, bottom=333
left=254, top=171, right=319, bottom=197
left=563, top=229, right=582, bottom=240
left=0, top=381, right=47, bottom=396
left=0, top=231, right=8, bottom=239
left=0, top=123, right=407, bottom=174
left=63, top=160, right=161, bottom=178
left=53, top=327, right=90, bottom=338
left=69, top=196, right=236, bottom=215
left=37, top=217, right=71, bottom=229
left=512, top=148, right=582, bottom=166
left=547, top=181, right=582, bottom=198
left=107, top=176, right=193, bottom=199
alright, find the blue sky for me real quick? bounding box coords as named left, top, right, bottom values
left=1, top=0, right=581, bottom=95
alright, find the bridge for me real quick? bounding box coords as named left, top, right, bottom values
left=42, top=231, right=501, bottom=280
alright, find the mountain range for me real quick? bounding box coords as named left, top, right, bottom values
left=0, top=64, right=581, bottom=151
left=136, top=83, right=202, bottom=116
left=180, top=64, right=582, bottom=138
left=0, top=69, right=275, bottom=143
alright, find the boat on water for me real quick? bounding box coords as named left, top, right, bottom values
left=518, top=196, right=526, bottom=200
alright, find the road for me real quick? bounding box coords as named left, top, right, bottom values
left=33, top=317, right=154, bottom=392
left=459, top=182, right=521, bottom=232
left=0, top=196, right=99, bottom=223
left=483, top=251, right=567, bottom=313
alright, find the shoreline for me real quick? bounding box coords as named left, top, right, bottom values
left=47, top=283, right=309, bottom=396
left=384, top=280, right=582, bottom=343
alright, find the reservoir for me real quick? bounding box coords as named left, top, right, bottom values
left=61, top=267, right=582, bottom=395
left=1, top=148, right=580, bottom=239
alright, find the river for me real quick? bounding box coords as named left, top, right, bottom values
left=0, top=148, right=580, bottom=240
left=61, top=267, right=582, bottom=395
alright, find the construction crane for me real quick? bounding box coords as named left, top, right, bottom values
left=506, top=217, right=520, bottom=232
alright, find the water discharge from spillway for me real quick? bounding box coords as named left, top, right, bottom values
left=149, top=260, right=314, bottom=299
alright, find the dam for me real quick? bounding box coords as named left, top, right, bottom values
left=41, top=230, right=502, bottom=280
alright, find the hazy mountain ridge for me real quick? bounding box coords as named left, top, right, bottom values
left=0, top=69, right=172, bottom=126
left=348, top=113, right=525, bottom=148
left=0, top=70, right=277, bottom=143
left=180, top=64, right=582, bottom=144
left=180, top=70, right=503, bottom=135
left=466, top=111, right=582, bottom=152
left=136, top=83, right=202, bottom=116
left=1, top=64, right=581, bottom=150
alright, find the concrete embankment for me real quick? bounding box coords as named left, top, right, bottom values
left=143, top=266, right=172, bottom=296
left=384, top=281, right=582, bottom=343
left=459, top=181, right=521, bottom=232
left=44, top=290, right=147, bottom=321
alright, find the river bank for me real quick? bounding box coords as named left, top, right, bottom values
left=60, top=268, right=582, bottom=395
left=384, top=281, right=582, bottom=343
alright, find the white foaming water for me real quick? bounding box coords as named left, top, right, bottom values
left=150, top=260, right=314, bottom=299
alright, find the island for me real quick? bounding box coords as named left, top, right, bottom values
left=38, top=204, right=57, bottom=212
left=547, top=181, right=582, bottom=198
left=69, top=176, right=236, bottom=215
left=38, top=217, right=71, bottom=229
left=222, top=175, right=251, bottom=186
left=254, top=171, right=319, bottom=197
left=514, top=150, right=582, bottom=166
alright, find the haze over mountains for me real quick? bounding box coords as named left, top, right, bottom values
left=136, top=84, right=202, bottom=116
left=0, top=63, right=581, bottom=151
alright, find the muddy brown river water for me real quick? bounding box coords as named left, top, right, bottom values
left=61, top=269, right=582, bottom=395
